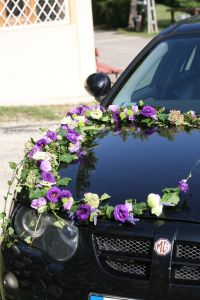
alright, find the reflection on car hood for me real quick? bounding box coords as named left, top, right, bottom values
left=59, top=127, right=200, bottom=223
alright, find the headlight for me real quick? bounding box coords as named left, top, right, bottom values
left=13, top=206, right=79, bottom=261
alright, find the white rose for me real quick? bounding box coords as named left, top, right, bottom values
left=147, top=193, right=161, bottom=208
left=32, top=151, right=51, bottom=161
left=151, top=205, right=163, bottom=217
left=90, top=109, right=103, bottom=120
left=61, top=116, right=73, bottom=125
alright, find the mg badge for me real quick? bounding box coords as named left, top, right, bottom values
left=154, top=238, right=171, bottom=256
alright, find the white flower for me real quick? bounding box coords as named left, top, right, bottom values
left=151, top=205, right=163, bottom=217
left=61, top=116, right=73, bottom=125
left=90, top=109, right=103, bottom=120
left=32, top=151, right=51, bottom=161
left=84, top=192, right=100, bottom=208
left=147, top=193, right=161, bottom=208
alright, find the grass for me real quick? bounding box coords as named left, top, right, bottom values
left=0, top=105, right=75, bottom=123
left=118, top=4, right=190, bottom=38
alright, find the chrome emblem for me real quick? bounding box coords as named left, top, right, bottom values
left=154, top=238, right=171, bottom=256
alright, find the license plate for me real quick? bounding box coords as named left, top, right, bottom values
left=89, top=294, right=140, bottom=300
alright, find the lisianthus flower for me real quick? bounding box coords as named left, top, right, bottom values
left=66, top=129, right=82, bottom=144
left=178, top=180, right=189, bottom=193
left=132, top=105, right=139, bottom=114
left=74, top=115, right=88, bottom=127
left=68, top=142, right=81, bottom=153
left=84, top=193, right=100, bottom=209
left=61, top=189, right=72, bottom=198
left=32, top=151, right=51, bottom=161
left=108, top=105, right=120, bottom=113
left=46, top=187, right=61, bottom=203
left=40, top=160, right=52, bottom=172
left=125, top=202, right=133, bottom=212
left=76, top=204, right=91, bottom=221
left=168, top=110, right=184, bottom=126
left=127, top=213, right=139, bottom=225
left=114, top=204, right=129, bottom=223
left=28, top=145, right=41, bottom=158
left=129, top=115, right=136, bottom=122
left=36, top=138, right=49, bottom=147
left=141, top=105, right=157, bottom=119
left=90, top=109, right=103, bottom=120
left=151, top=205, right=163, bottom=217
left=62, top=197, right=74, bottom=210
left=31, top=197, right=47, bottom=210
left=147, top=193, right=161, bottom=208
left=46, top=131, right=57, bottom=141
left=70, top=105, right=89, bottom=116
left=41, top=171, right=55, bottom=183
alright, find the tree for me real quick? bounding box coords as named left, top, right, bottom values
left=128, top=0, right=138, bottom=29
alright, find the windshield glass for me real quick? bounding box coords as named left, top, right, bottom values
left=112, top=36, right=200, bottom=112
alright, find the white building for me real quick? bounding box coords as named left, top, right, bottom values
left=0, top=0, right=96, bottom=105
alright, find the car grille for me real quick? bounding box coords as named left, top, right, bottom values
left=172, top=241, right=200, bottom=284
left=93, top=234, right=152, bottom=280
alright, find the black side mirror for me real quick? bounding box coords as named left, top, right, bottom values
left=85, top=72, right=111, bottom=101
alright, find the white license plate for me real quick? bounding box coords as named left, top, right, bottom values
left=89, top=294, right=141, bottom=300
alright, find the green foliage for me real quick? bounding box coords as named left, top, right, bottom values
left=161, top=187, right=180, bottom=205
left=92, top=0, right=130, bottom=28
left=57, top=177, right=71, bottom=186
left=59, top=153, right=77, bottom=163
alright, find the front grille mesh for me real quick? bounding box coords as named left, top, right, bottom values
left=176, top=243, right=200, bottom=262
left=174, top=266, right=200, bottom=281
left=95, top=236, right=152, bottom=256
left=105, top=259, right=147, bottom=276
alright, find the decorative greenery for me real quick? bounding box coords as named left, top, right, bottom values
left=1, top=102, right=199, bottom=247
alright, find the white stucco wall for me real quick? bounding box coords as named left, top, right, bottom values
left=0, top=0, right=96, bottom=106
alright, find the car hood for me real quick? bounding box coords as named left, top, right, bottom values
left=59, top=127, right=200, bottom=223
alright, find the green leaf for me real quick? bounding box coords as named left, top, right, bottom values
left=16, top=186, right=22, bottom=193
left=162, top=187, right=179, bottom=194
left=29, top=189, right=46, bottom=200
left=120, top=112, right=126, bottom=120
left=8, top=227, right=14, bottom=236
left=54, top=220, right=65, bottom=229
left=24, top=236, right=32, bottom=244
left=57, top=177, right=71, bottom=186
left=139, top=100, right=144, bottom=107
left=0, top=212, right=6, bottom=219
left=106, top=205, right=114, bottom=219
left=59, top=153, right=77, bottom=163
left=9, top=162, right=17, bottom=170
left=133, top=202, right=148, bottom=215
left=100, top=193, right=111, bottom=201
left=161, top=192, right=180, bottom=206
left=158, top=113, right=168, bottom=122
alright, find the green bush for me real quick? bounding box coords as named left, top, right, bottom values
left=92, top=0, right=130, bottom=28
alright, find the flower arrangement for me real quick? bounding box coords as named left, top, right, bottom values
left=1, top=101, right=199, bottom=246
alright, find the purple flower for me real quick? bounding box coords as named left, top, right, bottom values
left=132, top=105, right=139, bottom=113
left=108, top=105, right=120, bottom=113
left=36, top=138, right=48, bottom=148
left=70, top=105, right=89, bottom=116
left=63, top=199, right=73, bottom=210
left=40, top=160, right=52, bottom=172
left=68, top=142, right=81, bottom=153
left=66, top=129, right=81, bottom=144
left=141, top=105, right=157, bottom=119
left=61, top=189, right=72, bottom=198
left=46, top=131, right=57, bottom=141
left=113, top=112, right=121, bottom=124
left=114, top=204, right=129, bottom=223
left=28, top=145, right=41, bottom=158
left=129, top=115, right=136, bottom=122
left=31, top=197, right=47, bottom=209
left=76, top=204, right=91, bottom=221
left=145, top=127, right=157, bottom=135
left=41, top=171, right=55, bottom=183
left=127, top=213, right=139, bottom=225
left=46, top=187, right=61, bottom=203
left=178, top=180, right=189, bottom=193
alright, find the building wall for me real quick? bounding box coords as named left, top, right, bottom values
left=0, top=0, right=96, bottom=106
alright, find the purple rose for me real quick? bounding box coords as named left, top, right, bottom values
left=76, top=204, right=91, bottom=221
left=46, top=187, right=61, bottom=203
left=61, top=189, right=72, bottom=198
left=141, top=106, right=157, bottom=119
left=108, top=105, right=120, bottom=113
left=31, top=197, right=46, bottom=209
left=36, top=138, right=48, bottom=148
left=114, top=204, right=129, bottom=223
left=178, top=180, right=189, bottom=193
left=40, top=160, right=52, bottom=172
left=46, top=131, right=57, bottom=141
left=70, top=105, right=89, bottom=116
left=28, top=145, right=41, bottom=158
left=69, top=142, right=80, bottom=153
left=113, top=112, right=121, bottom=124
left=41, top=171, right=55, bottom=183
left=66, top=129, right=81, bottom=144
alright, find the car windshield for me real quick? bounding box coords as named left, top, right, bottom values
left=112, top=36, right=200, bottom=112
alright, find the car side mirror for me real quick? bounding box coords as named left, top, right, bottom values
left=85, top=73, right=111, bottom=102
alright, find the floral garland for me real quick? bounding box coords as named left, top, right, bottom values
left=1, top=101, right=200, bottom=245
